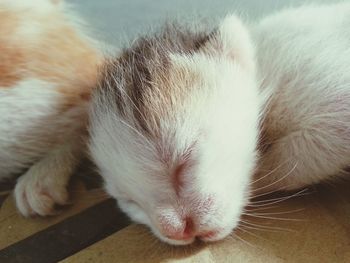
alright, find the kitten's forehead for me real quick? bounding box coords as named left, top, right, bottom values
left=98, top=24, right=211, bottom=136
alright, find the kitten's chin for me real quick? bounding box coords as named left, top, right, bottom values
left=148, top=223, right=235, bottom=246
left=158, top=234, right=195, bottom=246
left=152, top=229, right=234, bottom=246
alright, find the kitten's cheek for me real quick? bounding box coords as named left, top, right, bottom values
left=117, top=199, right=151, bottom=225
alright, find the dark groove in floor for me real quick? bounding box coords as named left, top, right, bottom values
left=0, top=198, right=130, bottom=263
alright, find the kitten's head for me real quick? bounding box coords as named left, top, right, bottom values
left=89, top=16, right=261, bottom=245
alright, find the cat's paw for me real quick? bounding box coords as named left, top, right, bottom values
left=14, top=171, right=69, bottom=217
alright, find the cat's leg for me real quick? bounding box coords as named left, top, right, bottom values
left=14, top=140, right=83, bottom=217
left=255, top=125, right=350, bottom=193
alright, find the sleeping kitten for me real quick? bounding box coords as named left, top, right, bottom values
left=89, top=3, right=350, bottom=245
left=0, top=0, right=102, bottom=216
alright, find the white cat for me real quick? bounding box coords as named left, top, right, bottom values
left=89, top=2, right=350, bottom=245
left=0, top=0, right=101, bottom=216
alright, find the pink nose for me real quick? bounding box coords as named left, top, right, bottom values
left=164, top=217, right=194, bottom=240
left=161, top=217, right=217, bottom=241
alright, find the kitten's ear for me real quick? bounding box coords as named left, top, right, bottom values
left=204, top=15, right=255, bottom=72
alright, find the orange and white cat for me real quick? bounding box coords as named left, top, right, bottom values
left=0, top=0, right=102, bottom=216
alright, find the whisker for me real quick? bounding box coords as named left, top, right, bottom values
left=250, top=196, right=295, bottom=204
left=250, top=187, right=286, bottom=199
left=251, top=162, right=298, bottom=193
left=249, top=180, right=312, bottom=199
left=249, top=160, right=288, bottom=186
left=240, top=220, right=294, bottom=232
left=240, top=223, right=287, bottom=233
left=250, top=208, right=305, bottom=216
left=243, top=213, right=305, bottom=222
left=237, top=226, right=268, bottom=241
left=244, top=204, right=282, bottom=212
left=233, top=233, right=257, bottom=248
left=247, top=188, right=309, bottom=208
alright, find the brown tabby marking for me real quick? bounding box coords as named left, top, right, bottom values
left=98, top=24, right=210, bottom=136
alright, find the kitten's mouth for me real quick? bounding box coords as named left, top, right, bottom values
left=160, top=235, right=195, bottom=246
left=159, top=229, right=226, bottom=246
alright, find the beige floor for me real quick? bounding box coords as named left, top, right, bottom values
left=1, top=172, right=350, bottom=262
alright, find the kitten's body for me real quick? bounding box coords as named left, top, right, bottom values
left=0, top=0, right=101, bottom=216
left=254, top=3, right=350, bottom=191
left=90, top=2, right=350, bottom=245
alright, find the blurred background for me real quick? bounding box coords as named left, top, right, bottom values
left=72, top=0, right=334, bottom=46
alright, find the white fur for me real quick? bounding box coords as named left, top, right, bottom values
left=89, top=15, right=260, bottom=245
left=253, top=2, right=350, bottom=191
left=90, top=2, right=350, bottom=246
left=1, top=0, right=60, bottom=13
left=0, top=0, right=50, bottom=44
left=15, top=142, right=79, bottom=216
left=1, top=79, right=63, bottom=177
left=0, top=79, right=87, bottom=177
left=0, top=78, right=87, bottom=216
left=0, top=1, right=98, bottom=216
